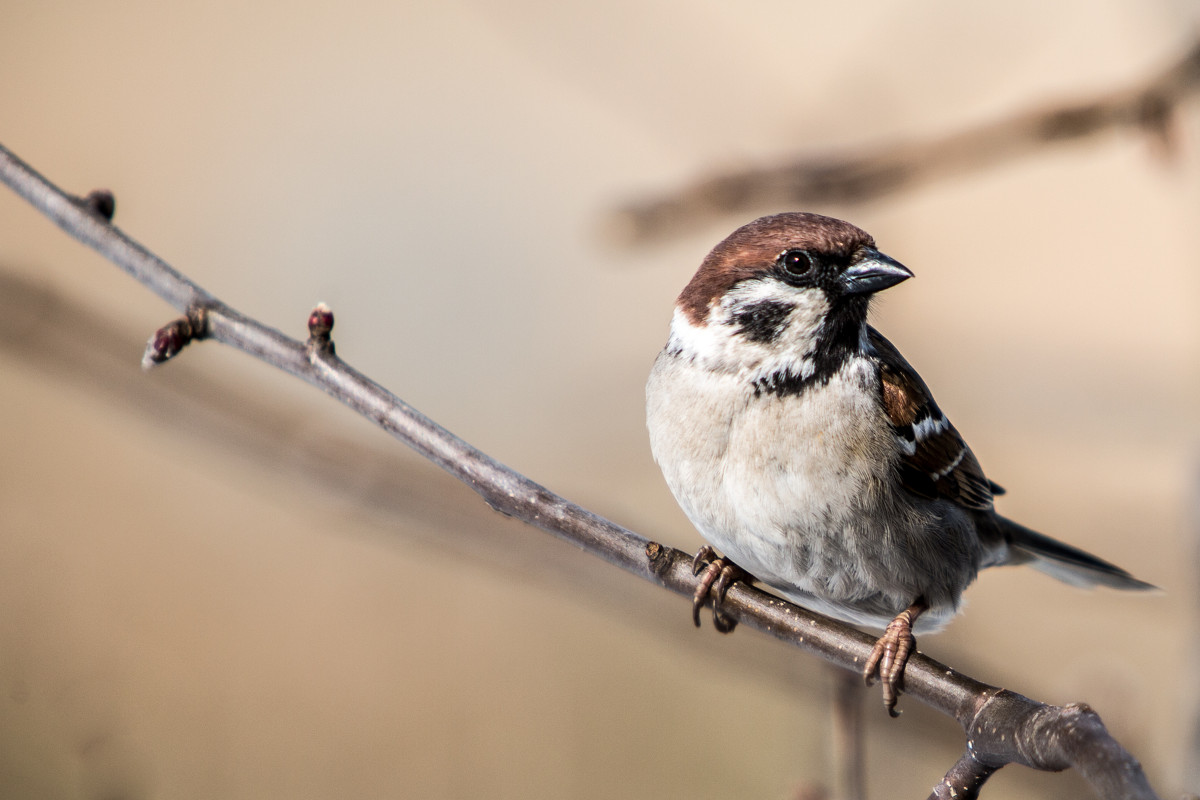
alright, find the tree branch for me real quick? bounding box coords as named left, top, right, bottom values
left=611, top=38, right=1200, bottom=243
left=0, top=142, right=1160, bottom=799
left=931, top=753, right=997, bottom=800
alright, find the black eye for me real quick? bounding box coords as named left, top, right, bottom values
left=778, top=249, right=814, bottom=277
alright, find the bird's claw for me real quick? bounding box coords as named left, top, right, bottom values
left=863, top=602, right=925, bottom=717
left=691, top=546, right=748, bottom=633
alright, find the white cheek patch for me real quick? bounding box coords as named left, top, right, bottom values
left=666, top=307, right=723, bottom=360
left=668, top=281, right=830, bottom=381
left=720, top=281, right=829, bottom=337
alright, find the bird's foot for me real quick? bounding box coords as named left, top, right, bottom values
left=691, top=546, right=750, bottom=633
left=863, top=600, right=928, bottom=717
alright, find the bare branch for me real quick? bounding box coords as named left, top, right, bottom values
left=611, top=39, right=1200, bottom=243
left=0, top=142, right=1161, bottom=799
left=929, top=753, right=997, bottom=800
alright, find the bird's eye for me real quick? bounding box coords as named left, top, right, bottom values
left=778, top=249, right=814, bottom=277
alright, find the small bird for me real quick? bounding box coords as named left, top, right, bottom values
left=646, top=212, right=1154, bottom=714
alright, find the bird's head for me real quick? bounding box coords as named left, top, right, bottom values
left=667, top=212, right=912, bottom=377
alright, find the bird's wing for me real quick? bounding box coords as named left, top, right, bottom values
left=867, top=327, right=997, bottom=511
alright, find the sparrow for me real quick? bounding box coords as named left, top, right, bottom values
left=645, top=212, right=1154, bottom=714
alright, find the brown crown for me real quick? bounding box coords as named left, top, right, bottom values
left=677, top=212, right=876, bottom=324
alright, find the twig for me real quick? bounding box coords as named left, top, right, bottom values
left=611, top=38, right=1200, bottom=243
left=930, top=753, right=997, bottom=800
left=0, top=142, right=1161, bottom=799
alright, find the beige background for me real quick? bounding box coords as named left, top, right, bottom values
left=1, top=1, right=1197, bottom=798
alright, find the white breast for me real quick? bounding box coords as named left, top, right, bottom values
left=647, top=345, right=896, bottom=594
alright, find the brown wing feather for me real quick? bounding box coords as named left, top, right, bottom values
left=868, top=328, right=995, bottom=511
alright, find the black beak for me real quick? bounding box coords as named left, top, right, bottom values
left=840, top=249, right=913, bottom=296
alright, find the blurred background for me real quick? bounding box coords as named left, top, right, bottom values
left=1, top=1, right=1197, bottom=797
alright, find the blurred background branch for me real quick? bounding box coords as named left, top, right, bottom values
left=612, top=38, right=1200, bottom=244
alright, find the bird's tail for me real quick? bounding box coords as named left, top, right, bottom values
left=993, top=515, right=1156, bottom=591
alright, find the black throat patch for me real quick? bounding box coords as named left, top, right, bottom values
left=750, top=296, right=870, bottom=397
